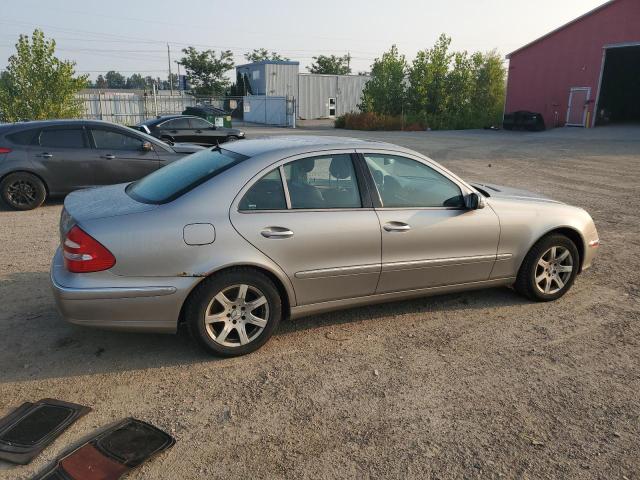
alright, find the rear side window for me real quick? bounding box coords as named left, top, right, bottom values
left=239, top=169, right=287, bottom=211
left=162, top=118, right=190, bottom=129
left=39, top=128, right=86, bottom=148
left=126, top=148, right=248, bottom=204
left=92, top=129, right=143, bottom=150
left=7, top=129, right=39, bottom=145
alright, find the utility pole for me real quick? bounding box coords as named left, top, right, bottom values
left=167, top=43, right=174, bottom=95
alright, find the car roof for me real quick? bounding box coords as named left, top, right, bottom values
left=222, top=135, right=404, bottom=158
left=0, top=119, right=137, bottom=132
left=138, top=115, right=205, bottom=126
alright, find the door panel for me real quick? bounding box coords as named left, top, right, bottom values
left=566, top=88, right=589, bottom=126
left=232, top=210, right=381, bottom=304
left=160, top=118, right=192, bottom=142
left=360, top=152, right=500, bottom=293
left=375, top=208, right=500, bottom=293
left=89, top=128, right=160, bottom=185
left=230, top=153, right=381, bottom=305
left=28, top=127, right=94, bottom=192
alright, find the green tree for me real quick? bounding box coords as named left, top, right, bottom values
left=469, top=50, right=506, bottom=128
left=179, top=47, right=234, bottom=95
left=104, top=70, right=126, bottom=89
left=360, top=45, right=406, bottom=115
left=0, top=29, right=88, bottom=122
left=244, top=48, right=289, bottom=62
left=94, top=74, right=107, bottom=88
left=308, top=54, right=352, bottom=75
left=125, top=73, right=146, bottom=89
left=407, top=34, right=453, bottom=128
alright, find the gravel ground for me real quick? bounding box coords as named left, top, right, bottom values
left=0, top=126, right=639, bottom=479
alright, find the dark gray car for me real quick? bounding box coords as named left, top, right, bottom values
left=0, top=119, right=204, bottom=210
left=136, top=115, right=245, bottom=146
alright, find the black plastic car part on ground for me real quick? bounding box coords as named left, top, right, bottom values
left=0, top=399, right=90, bottom=465
left=503, top=111, right=546, bottom=131
left=34, top=418, right=175, bottom=480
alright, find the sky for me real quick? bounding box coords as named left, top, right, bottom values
left=1, top=0, right=608, bottom=81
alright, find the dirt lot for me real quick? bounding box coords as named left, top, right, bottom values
left=1, top=126, right=639, bottom=479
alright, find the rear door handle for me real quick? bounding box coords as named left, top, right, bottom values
left=100, top=154, right=116, bottom=160
left=261, top=227, right=294, bottom=239
left=37, top=153, right=53, bottom=159
left=384, top=222, right=411, bottom=232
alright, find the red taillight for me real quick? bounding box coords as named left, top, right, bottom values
left=63, top=226, right=116, bottom=273
left=0, top=147, right=11, bottom=154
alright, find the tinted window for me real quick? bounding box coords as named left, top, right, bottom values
left=283, top=155, right=361, bottom=209
left=364, top=155, right=464, bottom=208
left=39, top=128, right=86, bottom=148
left=162, top=118, right=190, bottom=129
left=189, top=118, right=212, bottom=129
left=126, top=148, right=248, bottom=204
left=239, top=169, right=287, bottom=211
left=92, top=129, right=143, bottom=151
left=7, top=129, right=39, bottom=145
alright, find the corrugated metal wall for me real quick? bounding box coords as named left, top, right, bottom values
left=265, top=63, right=299, bottom=98
left=297, top=74, right=370, bottom=119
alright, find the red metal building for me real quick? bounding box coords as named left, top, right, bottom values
left=505, top=0, right=640, bottom=128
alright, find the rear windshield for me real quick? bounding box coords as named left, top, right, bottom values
left=126, top=148, right=248, bottom=204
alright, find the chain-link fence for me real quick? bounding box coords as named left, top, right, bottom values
left=77, top=91, right=295, bottom=127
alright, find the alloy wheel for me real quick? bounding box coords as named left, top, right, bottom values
left=7, top=180, right=37, bottom=207
left=204, top=284, right=269, bottom=347
left=534, top=246, right=574, bottom=294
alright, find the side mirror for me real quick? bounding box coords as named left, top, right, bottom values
left=466, top=192, right=485, bottom=210
left=141, top=141, right=153, bottom=152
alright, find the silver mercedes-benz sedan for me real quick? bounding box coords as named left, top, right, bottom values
left=50, top=136, right=599, bottom=356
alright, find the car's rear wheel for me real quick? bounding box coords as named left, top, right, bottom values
left=0, top=172, right=47, bottom=210
left=515, top=234, right=579, bottom=301
left=186, top=268, right=282, bottom=357
left=226, top=135, right=240, bottom=142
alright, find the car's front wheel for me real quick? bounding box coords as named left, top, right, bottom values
left=186, top=268, right=282, bottom=357
left=0, top=172, right=47, bottom=210
left=515, top=234, right=579, bottom=301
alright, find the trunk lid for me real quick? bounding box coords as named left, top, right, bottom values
left=61, top=184, right=157, bottom=238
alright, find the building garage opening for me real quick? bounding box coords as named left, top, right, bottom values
left=597, top=45, right=640, bottom=125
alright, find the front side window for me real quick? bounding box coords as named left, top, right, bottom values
left=92, top=129, right=144, bottom=151
left=189, top=118, right=212, bottom=129
left=39, top=128, right=86, bottom=149
left=239, top=169, right=287, bottom=211
left=364, top=154, right=464, bottom=208
left=127, top=148, right=248, bottom=204
left=283, top=155, right=361, bottom=209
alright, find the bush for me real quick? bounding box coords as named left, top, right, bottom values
left=335, top=112, right=426, bottom=131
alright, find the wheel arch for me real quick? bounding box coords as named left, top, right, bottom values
left=177, top=263, right=294, bottom=326
left=0, top=169, right=50, bottom=196
left=525, top=226, right=585, bottom=274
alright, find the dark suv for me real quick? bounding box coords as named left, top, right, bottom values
left=136, top=115, right=245, bottom=146
left=0, top=119, right=204, bottom=210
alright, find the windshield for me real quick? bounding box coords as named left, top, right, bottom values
left=126, top=148, right=248, bottom=204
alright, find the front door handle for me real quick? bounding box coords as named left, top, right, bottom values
left=36, top=153, right=53, bottom=159
left=195, top=130, right=203, bottom=133
left=100, top=154, right=116, bottom=160
left=384, top=221, right=411, bottom=232
left=261, top=227, right=294, bottom=239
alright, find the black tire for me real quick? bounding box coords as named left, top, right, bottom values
left=0, top=172, right=46, bottom=210
left=186, top=268, right=282, bottom=357
left=515, top=234, right=579, bottom=302
left=226, top=135, right=239, bottom=142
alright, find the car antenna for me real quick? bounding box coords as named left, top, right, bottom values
left=213, top=139, right=221, bottom=151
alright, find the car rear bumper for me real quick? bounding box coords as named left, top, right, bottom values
left=50, top=248, right=197, bottom=333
